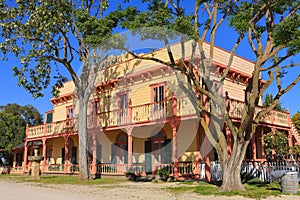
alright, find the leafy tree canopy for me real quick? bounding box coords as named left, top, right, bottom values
left=263, top=93, right=284, bottom=111
left=0, top=103, right=42, bottom=151
left=263, top=130, right=289, bottom=161
left=0, top=0, right=133, bottom=98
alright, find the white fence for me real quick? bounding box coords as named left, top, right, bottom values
left=210, top=161, right=300, bottom=182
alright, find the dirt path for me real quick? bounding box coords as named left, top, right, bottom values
left=0, top=178, right=299, bottom=200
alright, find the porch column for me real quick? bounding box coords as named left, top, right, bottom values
left=195, top=126, right=202, bottom=178
left=127, top=127, right=133, bottom=169
left=171, top=124, right=179, bottom=179
left=251, top=133, right=256, bottom=160
left=64, top=136, right=69, bottom=173
left=23, top=141, right=28, bottom=172
left=225, top=126, right=232, bottom=157
left=260, top=127, right=265, bottom=158
left=42, top=138, right=47, bottom=173
left=91, top=131, right=97, bottom=175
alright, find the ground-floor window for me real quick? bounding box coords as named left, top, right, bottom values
left=62, top=138, right=77, bottom=164
left=111, top=132, right=128, bottom=164
left=46, top=145, right=52, bottom=164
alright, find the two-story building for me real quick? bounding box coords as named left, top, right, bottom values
left=11, top=40, right=300, bottom=179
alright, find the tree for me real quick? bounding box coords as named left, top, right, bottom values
left=263, top=130, right=289, bottom=162
left=0, top=0, right=133, bottom=180
left=0, top=103, right=42, bottom=164
left=121, top=0, right=300, bottom=191
left=292, top=112, right=300, bottom=131
left=263, top=93, right=284, bottom=111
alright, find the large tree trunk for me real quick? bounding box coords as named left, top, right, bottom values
left=220, top=161, right=245, bottom=191
left=77, top=96, right=91, bottom=180
left=219, top=141, right=250, bottom=191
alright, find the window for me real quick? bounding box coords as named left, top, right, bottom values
left=62, top=138, right=77, bottom=164
left=111, top=133, right=128, bottom=164
left=45, top=112, right=53, bottom=124
left=66, top=106, right=74, bottom=119
left=46, top=145, right=53, bottom=164
left=152, top=84, right=165, bottom=111
left=119, top=94, right=128, bottom=111
left=117, top=93, right=128, bottom=124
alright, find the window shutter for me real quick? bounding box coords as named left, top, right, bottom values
left=71, top=146, right=77, bottom=164
left=96, top=144, right=102, bottom=164
left=145, top=140, right=152, bottom=173
left=162, top=139, right=172, bottom=164
left=111, top=143, right=117, bottom=164
left=61, top=148, right=65, bottom=164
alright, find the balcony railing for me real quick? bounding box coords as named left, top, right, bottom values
left=228, top=99, right=288, bottom=126
left=27, top=97, right=289, bottom=139
left=27, top=118, right=78, bottom=138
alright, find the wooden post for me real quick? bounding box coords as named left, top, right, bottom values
left=42, top=138, right=47, bottom=173
left=91, top=131, right=97, bottom=175
left=172, top=124, right=179, bottom=179
left=128, top=99, right=132, bottom=124
left=195, top=127, right=202, bottom=178
left=251, top=133, right=256, bottom=160
left=64, top=136, right=69, bottom=173
left=127, top=127, right=133, bottom=170
left=172, top=93, right=177, bottom=116
left=23, top=141, right=28, bottom=173
left=261, top=127, right=265, bottom=158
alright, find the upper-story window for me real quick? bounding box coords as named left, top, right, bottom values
left=118, top=93, right=128, bottom=110
left=45, top=111, right=53, bottom=124
left=117, top=92, right=129, bottom=123
left=66, top=106, right=74, bottom=119
left=151, top=83, right=165, bottom=111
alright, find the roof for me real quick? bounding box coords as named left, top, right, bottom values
left=12, top=141, right=43, bottom=151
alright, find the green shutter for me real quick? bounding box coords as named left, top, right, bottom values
left=145, top=140, right=152, bottom=174
left=61, top=148, right=65, bottom=164
left=96, top=144, right=102, bottom=164
left=46, top=112, right=53, bottom=123
left=111, top=143, right=117, bottom=164
left=71, top=147, right=77, bottom=164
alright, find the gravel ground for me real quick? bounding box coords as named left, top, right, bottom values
left=1, top=178, right=300, bottom=200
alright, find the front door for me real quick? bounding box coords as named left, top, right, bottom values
left=144, top=132, right=172, bottom=174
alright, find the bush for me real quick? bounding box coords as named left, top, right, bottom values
left=157, top=167, right=169, bottom=177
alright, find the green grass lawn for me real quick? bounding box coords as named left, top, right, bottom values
left=0, top=174, right=126, bottom=185
left=169, top=179, right=300, bottom=199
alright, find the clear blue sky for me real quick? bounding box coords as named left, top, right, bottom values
left=0, top=2, right=299, bottom=119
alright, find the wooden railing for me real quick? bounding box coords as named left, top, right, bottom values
left=43, top=164, right=79, bottom=173
left=228, top=99, right=288, bottom=125
left=96, top=163, right=127, bottom=175
left=27, top=118, right=78, bottom=138
left=27, top=97, right=290, bottom=139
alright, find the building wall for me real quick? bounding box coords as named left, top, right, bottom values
left=53, top=101, right=73, bottom=122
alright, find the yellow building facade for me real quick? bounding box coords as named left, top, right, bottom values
left=11, top=41, right=300, bottom=180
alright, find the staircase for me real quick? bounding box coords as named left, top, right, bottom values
left=290, top=121, right=300, bottom=145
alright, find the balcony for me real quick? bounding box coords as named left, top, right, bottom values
left=27, top=119, right=78, bottom=139
left=27, top=97, right=290, bottom=139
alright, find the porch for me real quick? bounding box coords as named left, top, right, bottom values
left=26, top=97, right=291, bottom=140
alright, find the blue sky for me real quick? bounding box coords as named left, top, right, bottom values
left=0, top=2, right=299, bottom=119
